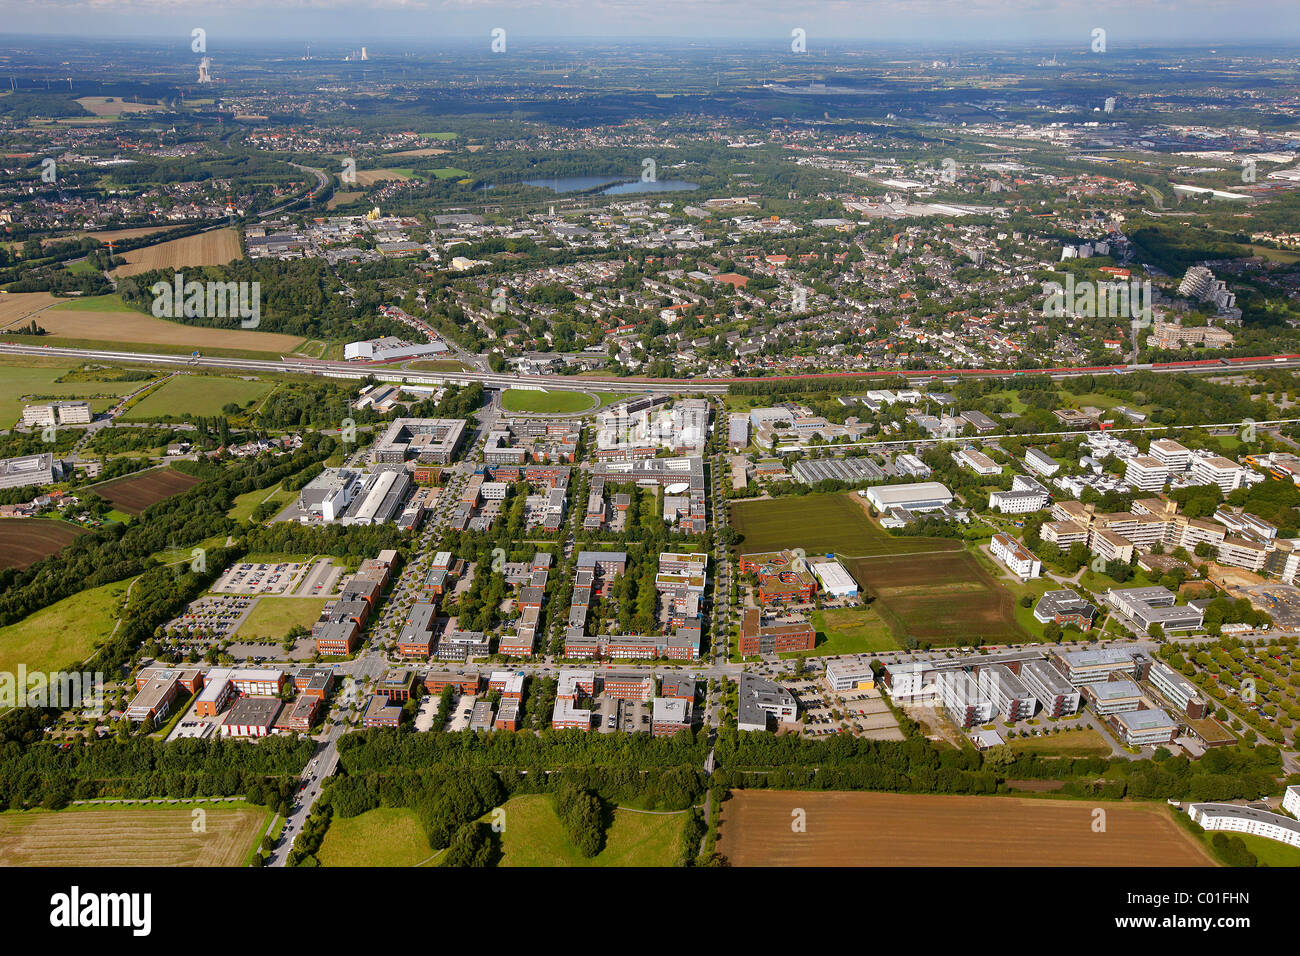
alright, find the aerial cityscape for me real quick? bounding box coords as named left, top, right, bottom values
left=0, top=0, right=1298, bottom=903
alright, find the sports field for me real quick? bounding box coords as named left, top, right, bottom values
left=110, top=227, right=242, bottom=278
left=235, top=597, right=330, bottom=640
left=500, top=388, right=597, bottom=414
left=730, top=493, right=960, bottom=558
left=847, top=550, right=1026, bottom=646
left=0, top=806, right=266, bottom=867
left=122, top=374, right=274, bottom=421
left=497, top=795, right=684, bottom=867
left=91, top=466, right=201, bottom=514
left=317, top=808, right=438, bottom=867
left=717, top=791, right=1215, bottom=867
left=0, top=292, right=305, bottom=354
left=0, top=519, right=86, bottom=571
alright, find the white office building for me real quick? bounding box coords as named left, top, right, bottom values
left=1019, top=659, right=1081, bottom=716
left=810, top=560, right=858, bottom=598
left=1283, top=785, right=1300, bottom=819
left=1024, top=448, right=1059, bottom=477
left=1148, top=438, right=1191, bottom=473
left=1190, top=456, right=1247, bottom=494
left=1189, top=803, right=1300, bottom=849
left=954, top=447, right=1001, bottom=476
left=865, top=481, right=954, bottom=514
left=977, top=664, right=1037, bottom=720
left=991, top=533, right=1041, bottom=580
left=936, top=670, right=996, bottom=728
left=1125, top=455, right=1169, bottom=492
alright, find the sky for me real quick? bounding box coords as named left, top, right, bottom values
left=0, top=0, right=1294, bottom=46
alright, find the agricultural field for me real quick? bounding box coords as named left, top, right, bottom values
left=234, top=597, right=329, bottom=640
left=110, top=227, right=242, bottom=278
left=1, top=292, right=305, bottom=355
left=500, top=388, right=597, bottom=414
left=0, top=519, right=86, bottom=571
left=326, top=191, right=364, bottom=210
left=73, top=96, right=163, bottom=116
left=729, top=492, right=961, bottom=559
left=122, top=374, right=274, bottom=421
left=0, top=291, right=63, bottom=325
left=847, top=550, right=1027, bottom=647
left=353, top=168, right=415, bottom=186
left=0, top=806, right=266, bottom=867
left=90, top=465, right=201, bottom=514
left=716, top=791, right=1215, bottom=867
left=496, top=795, right=684, bottom=867
left=317, top=808, right=437, bottom=867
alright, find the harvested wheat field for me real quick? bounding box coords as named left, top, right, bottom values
left=83, top=226, right=171, bottom=243
left=0, top=292, right=305, bottom=353
left=0, top=291, right=61, bottom=325
left=717, top=791, right=1215, bottom=867
left=354, top=168, right=413, bottom=186
left=31, top=306, right=304, bottom=352
left=74, top=96, right=163, bottom=116
left=327, top=190, right=364, bottom=209
left=111, top=227, right=241, bottom=278
left=0, top=807, right=265, bottom=867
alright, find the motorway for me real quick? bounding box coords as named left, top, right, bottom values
left=8, top=342, right=1300, bottom=399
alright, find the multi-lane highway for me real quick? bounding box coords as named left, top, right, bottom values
left=8, top=341, right=1300, bottom=398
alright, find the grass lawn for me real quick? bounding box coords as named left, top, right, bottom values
left=0, top=577, right=133, bottom=677
left=1006, top=727, right=1113, bottom=757
left=430, top=167, right=472, bottom=179
left=228, top=483, right=292, bottom=522
left=317, top=807, right=437, bottom=867
left=1236, top=832, right=1300, bottom=866
left=792, top=605, right=902, bottom=656
left=49, top=293, right=135, bottom=313
left=122, top=375, right=273, bottom=421
left=500, top=388, right=597, bottom=414
left=0, top=361, right=153, bottom=426
left=496, top=795, right=684, bottom=867
left=234, top=597, right=329, bottom=640
left=729, top=492, right=960, bottom=558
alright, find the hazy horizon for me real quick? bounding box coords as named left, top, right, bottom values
left=0, top=0, right=1295, bottom=47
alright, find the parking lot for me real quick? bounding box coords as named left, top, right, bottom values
left=162, top=594, right=253, bottom=643
left=212, top=561, right=308, bottom=596
left=445, top=694, right=476, bottom=732
left=1243, top=583, right=1300, bottom=629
